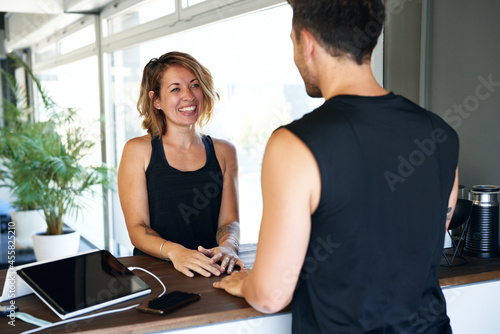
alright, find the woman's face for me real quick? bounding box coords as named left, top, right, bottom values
left=154, top=65, right=204, bottom=129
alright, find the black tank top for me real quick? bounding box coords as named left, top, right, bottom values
left=134, top=135, right=222, bottom=255
left=285, top=93, right=457, bottom=333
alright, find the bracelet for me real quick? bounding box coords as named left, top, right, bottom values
left=159, top=240, right=167, bottom=260
left=223, top=236, right=239, bottom=250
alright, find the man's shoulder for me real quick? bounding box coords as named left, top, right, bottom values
left=283, top=103, right=328, bottom=132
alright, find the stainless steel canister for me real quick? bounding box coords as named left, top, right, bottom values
left=452, top=185, right=467, bottom=239
left=458, top=185, right=466, bottom=200
left=464, top=185, right=500, bottom=258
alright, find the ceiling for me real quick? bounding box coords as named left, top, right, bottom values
left=0, top=0, right=115, bottom=15
left=0, top=0, right=117, bottom=52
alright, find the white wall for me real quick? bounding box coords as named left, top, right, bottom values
left=443, top=279, right=500, bottom=334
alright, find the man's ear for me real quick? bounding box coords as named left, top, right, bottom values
left=300, top=29, right=318, bottom=62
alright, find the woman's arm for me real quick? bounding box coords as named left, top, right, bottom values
left=118, top=136, right=221, bottom=278
left=198, top=139, right=243, bottom=273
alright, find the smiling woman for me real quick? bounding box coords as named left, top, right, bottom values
left=150, top=66, right=204, bottom=129
left=154, top=67, right=203, bottom=129
left=117, top=51, right=244, bottom=278
left=137, top=52, right=218, bottom=138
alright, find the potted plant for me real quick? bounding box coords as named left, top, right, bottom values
left=0, top=54, right=46, bottom=248
left=0, top=53, right=115, bottom=260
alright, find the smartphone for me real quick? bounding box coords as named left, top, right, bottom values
left=137, top=290, right=200, bottom=315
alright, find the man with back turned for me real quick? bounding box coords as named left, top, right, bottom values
left=214, top=1, right=459, bottom=333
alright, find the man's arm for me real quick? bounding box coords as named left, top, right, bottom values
left=214, top=128, right=321, bottom=313
left=446, top=167, right=459, bottom=230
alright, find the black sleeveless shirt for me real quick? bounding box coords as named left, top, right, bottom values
left=285, top=93, right=457, bottom=333
left=134, top=135, right=222, bottom=255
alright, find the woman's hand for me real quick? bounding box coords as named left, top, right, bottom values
left=198, top=245, right=244, bottom=274
left=168, top=244, right=222, bottom=278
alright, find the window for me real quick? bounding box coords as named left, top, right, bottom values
left=35, top=43, right=57, bottom=63
left=108, top=4, right=322, bottom=251
left=37, top=56, right=105, bottom=249
left=182, top=0, right=207, bottom=8
left=60, top=24, right=96, bottom=54
left=105, top=0, right=176, bottom=37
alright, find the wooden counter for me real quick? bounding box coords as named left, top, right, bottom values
left=1, top=243, right=500, bottom=333
left=0, top=243, right=276, bottom=333
left=438, top=249, right=500, bottom=287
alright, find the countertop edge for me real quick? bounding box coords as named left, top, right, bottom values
left=439, top=270, right=500, bottom=288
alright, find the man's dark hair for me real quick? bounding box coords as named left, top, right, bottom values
left=287, top=0, right=385, bottom=64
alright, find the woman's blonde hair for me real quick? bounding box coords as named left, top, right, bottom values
left=137, top=51, right=220, bottom=138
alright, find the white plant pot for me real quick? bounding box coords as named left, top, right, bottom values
left=11, top=209, right=47, bottom=249
left=32, top=230, right=80, bottom=262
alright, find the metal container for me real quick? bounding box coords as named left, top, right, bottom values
left=464, top=185, right=500, bottom=258
left=458, top=184, right=466, bottom=199
left=452, top=185, right=467, bottom=239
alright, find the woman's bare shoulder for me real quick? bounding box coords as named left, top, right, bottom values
left=211, top=137, right=237, bottom=156
left=210, top=137, right=237, bottom=174
left=212, top=137, right=236, bottom=159
left=122, top=135, right=153, bottom=157
left=125, top=134, right=151, bottom=148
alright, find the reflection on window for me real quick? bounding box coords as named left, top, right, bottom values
left=108, top=4, right=321, bottom=250
left=106, top=0, right=176, bottom=36
left=182, top=0, right=207, bottom=8
left=60, top=25, right=96, bottom=54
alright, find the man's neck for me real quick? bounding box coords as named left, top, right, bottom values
left=318, top=57, right=389, bottom=100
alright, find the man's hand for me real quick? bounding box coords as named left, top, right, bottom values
left=198, top=245, right=244, bottom=274
left=212, top=268, right=251, bottom=297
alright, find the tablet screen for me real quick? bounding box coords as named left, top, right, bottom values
left=17, top=250, right=150, bottom=318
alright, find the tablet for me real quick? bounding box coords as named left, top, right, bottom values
left=16, top=250, right=151, bottom=320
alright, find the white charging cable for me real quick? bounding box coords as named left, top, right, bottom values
left=20, top=266, right=166, bottom=334
left=128, top=266, right=167, bottom=297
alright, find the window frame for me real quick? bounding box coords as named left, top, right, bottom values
left=32, top=15, right=98, bottom=73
